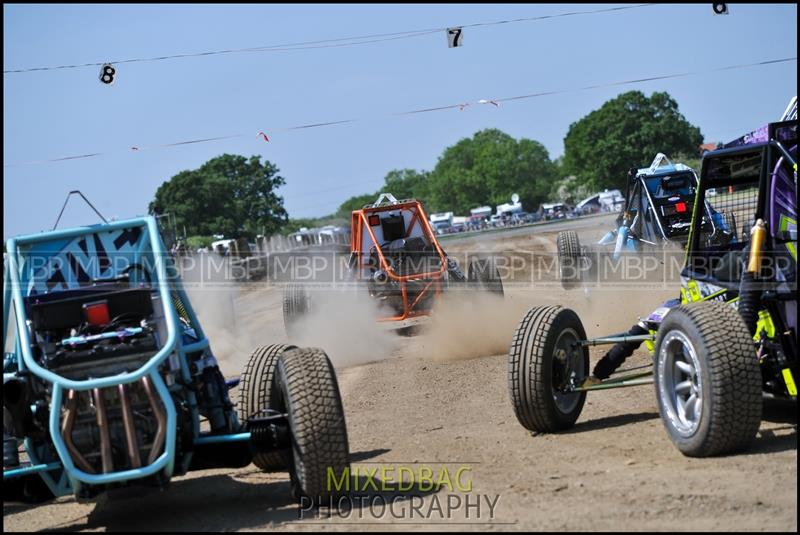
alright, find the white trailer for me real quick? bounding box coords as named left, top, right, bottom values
left=430, top=212, right=454, bottom=234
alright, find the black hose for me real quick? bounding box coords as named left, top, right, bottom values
left=738, top=271, right=760, bottom=336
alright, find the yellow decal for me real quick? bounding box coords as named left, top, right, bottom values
left=644, top=329, right=657, bottom=353
left=779, top=214, right=797, bottom=261
left=755, top=310, right=776, bottom=340
left=782, top=369, right=797, bottom=397
left=681, top=279, right=727, bottom=304
left=682, top=280, right=702, bottom=303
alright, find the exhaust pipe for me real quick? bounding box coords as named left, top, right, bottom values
left=62, top=389, right=95, bottom=473
left=93, top=388, right=114, bottom=474
left=373, top=270, right=389, bottom=284
left=118, top=384, right=142, bottom=469
left=141, top=376, right=167, bottom=464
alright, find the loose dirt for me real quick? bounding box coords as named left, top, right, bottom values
left=4, top=215, right=796, bottom=531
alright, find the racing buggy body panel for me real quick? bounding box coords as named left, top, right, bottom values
left=4, top=216, right=349, bottom=503
left=680, top=118, right=797, bottom=399
left=349, top=194, right=451, bottom=322
left=4, top=218, right=185, bottom=499
left=511, top=100, right=797, bottom=457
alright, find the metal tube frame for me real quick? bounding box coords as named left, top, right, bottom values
left=351, top=201, right=448, bottom=322
left=577, top=334, right=656, bottom=347
left=1, top=216, right=247, bottom=493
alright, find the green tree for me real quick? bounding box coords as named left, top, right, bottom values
left=280, top=218, right=319, bottom=234
left=281, top=216, right=349, bottom=234
left=426, top=129, right=557, bottom=214
left=381, top=169, right=430, bottom=201
left=149, top=154, right=288, bottom=238
left=335, top=193, right=379, bottom=218
left=562, top=91, right=703, bottom=191
left=331, top=169, right=431, bottom=219
left=674, top=152, right=701, bottom=174
left=185, top=235, right=215, bottom=250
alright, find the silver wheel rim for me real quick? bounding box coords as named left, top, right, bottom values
left=552, top=328, right=584, bottom=414
left=658, top=330, right=704, bottom=437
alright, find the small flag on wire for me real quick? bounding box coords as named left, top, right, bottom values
left=478, top=99, right=499, bottom=107
left=257, top=131, right=270, bottom=143
left=446, top=27, right=463, bottom=48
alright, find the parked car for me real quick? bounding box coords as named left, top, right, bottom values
left=527, top=212, right=543, bottom=223
left=510, top=212, right=531, bottom=225
left=540, top=203, right=570, bottom=220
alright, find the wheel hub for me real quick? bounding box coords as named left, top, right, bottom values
left=552, top=329, right=584, bottom=413
left=658, top=330, right=704, bottom=437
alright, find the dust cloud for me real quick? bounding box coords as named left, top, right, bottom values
left=410, top=290, right=531, bottom=362
left=287, top=287, right=401, bottom=368
left=177, top=254, right=259, bottom=368
left=175, top=235, right=680, bottom=374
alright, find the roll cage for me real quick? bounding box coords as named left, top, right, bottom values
left=681, top=119, right=797, bottom=377
left=624, top=165, right=712, bottom=244
left=684, top=120, right=797, bottom=278
left=349, top=194, right=449, bottom=322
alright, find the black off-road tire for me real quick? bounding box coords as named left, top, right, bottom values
left=395, top=324, right=425, bottom=337
left=557, top=231, right=582, bottom=290
left=508, top=305, right=589, bottom=432
left=282, top=284, right=310, bottom=339
left=468, top=257, right=504, bottom=297
left=654, top=301, right=762, bottom=457
left=3, top=473, right=56, bottom=504
left=275, top=347, right=350, bottom=503
left=237, top=344, right=295, bottom=471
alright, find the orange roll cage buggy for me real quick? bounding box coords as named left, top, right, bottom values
left=350, top=196, right=449, bottom=322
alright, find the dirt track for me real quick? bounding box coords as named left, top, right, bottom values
left=4, top=215, right=797, bottom=531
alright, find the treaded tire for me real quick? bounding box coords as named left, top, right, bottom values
left=508, top=305, right=589, bottom=432
left=282, top=284, right=309, bottom=339
left=557, top=231, right=582, bottom=290
left=237, top=344, right=295, bottom=471
left=276, top=347, right=350, bottom=503
left=396, top=324, right=425, bottom=337
left=468, top=257, right=504, bottom=297
left=2, top=473, right=56, bottom=504
left=654, top=301, right=762, bottom=457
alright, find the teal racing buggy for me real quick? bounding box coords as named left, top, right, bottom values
left=3, top=215, right=349, bottom=504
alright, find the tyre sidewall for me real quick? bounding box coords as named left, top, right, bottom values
left=274, top=358, right=306, bottom=495
left=237, top=344, right=294, bottom=471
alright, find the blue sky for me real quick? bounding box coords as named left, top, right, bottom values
left=3, top=3, right=797, bottom=238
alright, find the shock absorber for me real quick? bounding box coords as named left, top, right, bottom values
left=738, top=218, right=766, bottom=336
left=613, top=212, right=633, bottom=261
